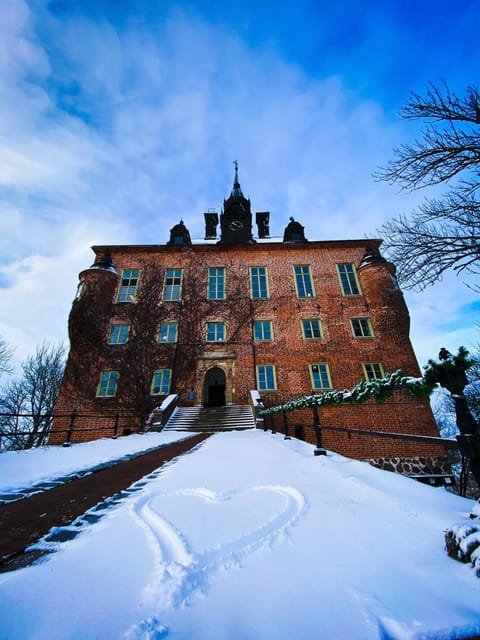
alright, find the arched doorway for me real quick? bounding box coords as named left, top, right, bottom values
left=203, top=367, right=226, bottom=407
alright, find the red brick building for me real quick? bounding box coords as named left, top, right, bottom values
left=50, top=167, right=449, bottom=477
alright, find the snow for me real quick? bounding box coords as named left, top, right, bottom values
left=1, top=429, right=480, bottom=640
left=0, top=431, right=192, bottom=495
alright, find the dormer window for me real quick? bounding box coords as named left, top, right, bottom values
left=283, top=217, right=307, bottom=243
left=167, top=220, right=192, bottom=247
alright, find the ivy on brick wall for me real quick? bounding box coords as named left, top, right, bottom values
left=259, top=347, right=476, bottom=417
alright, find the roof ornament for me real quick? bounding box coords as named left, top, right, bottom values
left=230, top=160, right=244, bottom=198
left=89, top=250, right=116, bottom=271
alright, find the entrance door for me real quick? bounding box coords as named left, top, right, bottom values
left=204, top=367, right=226, bottom=407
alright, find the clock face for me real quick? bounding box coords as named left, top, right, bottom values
left=229, top=220, right=244, bottom=231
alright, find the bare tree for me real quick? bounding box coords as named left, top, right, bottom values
left=0, top=380, right=28, bottom=451
left=0, top=342, right=65, bottom=450
left=376, top=82, right=480, bottom=290
left=0, top=335, right=13, bottom=380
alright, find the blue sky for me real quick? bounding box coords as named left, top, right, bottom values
left=0, top=0, right=479, bottom=372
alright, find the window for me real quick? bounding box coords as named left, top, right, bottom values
left=256, top=364, right=277, bottom=391
left=75, top=281, right=85, bottom=300
left=108, top=324, right=130, bottom=345
left=362, top=362, right=384, bottom=381
left=117, top=269, right=140, bottom=302
left=207, top=322, right=225, bottom=342
left=208, top=267, right=226, bottom=300
left=151, top=369, right=171, bottom=395
left=337, top=263, right=361, bottom=296
left=351, top=317, right=373, bottom=338
left=163, top=268, right=183, bottom=301
left=301, top=319, right=323, bottom=340
left=158, top=322, right=178, bottom=343
left=97, top=371, right=119, bottom=397
left=293, top=265, right=315, bottom=298
left=250, top=266, right=269, bottom=299
left=309, top=363, right=332, bottom=390
left=253, top=320, right=273, bottom=341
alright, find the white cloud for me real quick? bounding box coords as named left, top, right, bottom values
left=0, top=219, right=126, bottom=371
left=0, top=3, right=477, bottom=372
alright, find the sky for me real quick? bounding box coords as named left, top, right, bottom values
left=1, top=429, right=480, bottom=639
left=0, top=0, right=479, bottom=372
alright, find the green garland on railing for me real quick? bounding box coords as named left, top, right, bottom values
left=259, top=370, right=432, bottom=416
left=259, top=347, right=476, bottom=417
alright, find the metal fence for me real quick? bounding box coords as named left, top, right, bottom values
left=0, top=410, right=147, bottom=450
left=255, top=403, right=480, bottom=496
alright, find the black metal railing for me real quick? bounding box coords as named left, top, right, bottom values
left=0, top=410, right=150, bottom=450
left=253, top=396, right=480, bottom=494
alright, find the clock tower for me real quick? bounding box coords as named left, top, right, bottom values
left=219, top=162, right=255, bottom=244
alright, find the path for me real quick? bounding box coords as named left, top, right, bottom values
left=0, top=432, right=211, bottom=571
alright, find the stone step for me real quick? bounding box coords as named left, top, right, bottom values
left=164, top=406, right=255, bottom=432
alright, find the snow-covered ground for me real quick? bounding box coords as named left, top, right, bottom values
left=0, top=431, right=193, bottom=496
left=1, top=429, right=480, bottom=640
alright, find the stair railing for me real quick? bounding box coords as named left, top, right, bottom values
left=148, top=394, right=179, bottom=431
left=249, top=390, right=265, bottom=430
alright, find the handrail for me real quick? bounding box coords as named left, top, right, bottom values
left=148, top=394, right=179, bottom=430
left=310, top=423, right=459, bottom=449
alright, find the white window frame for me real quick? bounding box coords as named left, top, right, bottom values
left=253, top=320, right=273, bottom=341
left=301, top=318, right=323, bottom=340
left=250, top=266, right=269, bottom=300
left=117, top=269, right=140, bottom=302
left=337, top=263, right=361, bottom=296
left=256, top=364, right=277, bottom=390
left=163, top=268, right=183, bottom=301
left=158, top=322, right=178, bottom=343
left=293, top=265, right=315, bottom=298
left=206, top=322, right=226, bottom=342
left=309, top=363, right=332, bottom=390
left=96, top=371, right=119, bottom=397
left=350, top=317, right=374, bottom=338
left=151, top=369, right=172, bottom=395
left=207, top=267, right=226, bottom=300
left=362, top=362, right=385, bottom=381
left=108, top=324, right=130, bottom=345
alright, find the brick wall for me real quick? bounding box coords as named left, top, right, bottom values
left=50, top=239, right=441, bottom=463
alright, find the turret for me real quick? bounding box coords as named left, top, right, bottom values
left=357, top=245, right=411, bottom=339
left=69, top=250, right=119, bottom=345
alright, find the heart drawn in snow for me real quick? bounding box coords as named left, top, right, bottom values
left=132, top=485, right=306, bottom=571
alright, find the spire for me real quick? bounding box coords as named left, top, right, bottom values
left=230, top=160, right=244, bottom=198
left=220, top=161, right=254, bottom=244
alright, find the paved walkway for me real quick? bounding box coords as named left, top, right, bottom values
left=0, top=433, right=211, bottom=571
